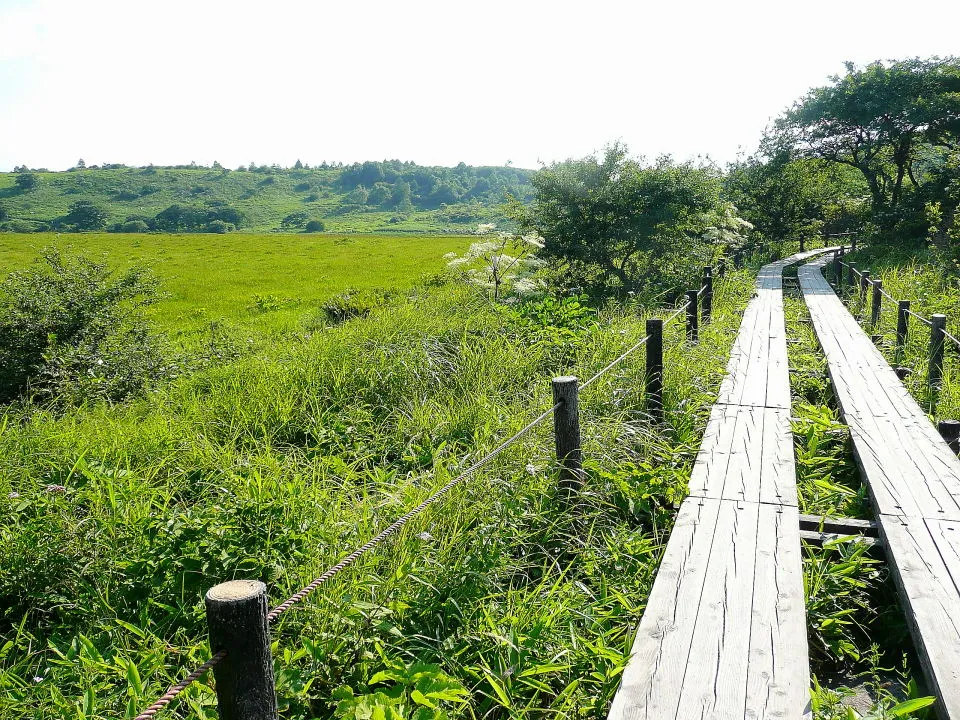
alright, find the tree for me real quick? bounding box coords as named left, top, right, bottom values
left=772, top=58, right=960, bottom=239
left=75, top=158, right=86, bottom=170
left=14, top=173, right=38, bottom=191
left=305, top=219, right=325, bottom=232
left=64, top=200, right=108, bottom=231
left=294, top=159, right=304, bottom=170
left=515, top=145, right=739, bottom=295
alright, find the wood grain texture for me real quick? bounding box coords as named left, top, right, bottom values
left=609, top=249, right=829, bottom=719
left=799, top=256, right=960, bottom=718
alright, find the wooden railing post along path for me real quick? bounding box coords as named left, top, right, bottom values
left=938, top=419, right=960, bottom=455
left=929, top=314, right=947, bottom=389
left=897, top=300, right=911, bottom=353
left=859, top=270, right=871, bottom=303
left=552, top=376, right=584, bottom=494
left=717, top=258, right=726, bottom=279
left=799, top=236, right=806, bottom=252
left=645, top=319, right=664, bottom=424
left=871, top=279, right=883, bottom=328
left=701, top=266, right=713, bottom=324
left=206, top=581, right=278, bottom=720
left=686, top=290, right=698, bottom=342
left=847, top=261, right=857, bottom=288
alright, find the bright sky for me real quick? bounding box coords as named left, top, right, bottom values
left=1, top=0, right=958, bottom=172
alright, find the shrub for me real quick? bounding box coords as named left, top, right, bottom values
left=114, top=191, right=139, bottom=201
left=281, top=211, right=309, bottom=229
left=0, top=250, right=167, bottom=404
left=120, top=220, right=150, bottom=233
left=205, top=220, right=232, bottom=234
left=320, top=288, right=394, bottom=323
left=305, top=219, right=325, bottom=232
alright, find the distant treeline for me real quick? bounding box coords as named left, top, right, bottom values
left=0, top=160, right=534, bottom=233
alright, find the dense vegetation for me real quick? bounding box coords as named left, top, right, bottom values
left=0, top=161, right=533, bottom=234
left=3, top=53, right=960, bottom=720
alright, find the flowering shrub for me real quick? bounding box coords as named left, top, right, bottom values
left=445, top=224, right=545, bottom=300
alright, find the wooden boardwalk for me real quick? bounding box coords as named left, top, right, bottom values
left=609, top=250, right=827, bottom=720
left=800, top=257, right=960, bottom=719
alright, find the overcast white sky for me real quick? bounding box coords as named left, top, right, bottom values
left=1, top=0, right=958, bottom=172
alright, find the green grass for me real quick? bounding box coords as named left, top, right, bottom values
left=0, top=247, right=755, bottom=718
left=0, top=232, right=472, bottom=337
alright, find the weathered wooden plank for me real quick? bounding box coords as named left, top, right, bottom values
left=608, top=497, right=722, bottom=720
left=687, top=406, right=796, bottom=506
left=879, top=518, right=960, bottom=719
left=609, top=498, right=812, bottom=720
left=674, top=500, right=758, bottom=720
left=610, top=249, right=828, bottom=719
left=799, top=256, right=960, bottom=718
left=746, top=504, right=811, bottom=720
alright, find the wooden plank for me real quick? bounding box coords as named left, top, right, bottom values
left=610, top=499, right=812, bottom=720
left=688, top=406, right=796, bottom=506
left=609, top=497, right=723, bottom=719
left=879, top=518, right=960, bottom=719
left=674, top=500, right=758, bottom=720
left=746, top=504, right=811, bottom=720
left=799, top=256, right=960, bottom=718
left=610, top=249, right=829, bottom=719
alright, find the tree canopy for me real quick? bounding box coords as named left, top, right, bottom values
left=771, top=57, right=960, bottom=243
left=517, top=145, right=750, bottom=297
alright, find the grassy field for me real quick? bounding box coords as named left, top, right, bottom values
left=0, top=232, right=472, bottom=337
left=0, top=232, right=756, bottom=718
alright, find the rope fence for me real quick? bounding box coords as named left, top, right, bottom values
left=132, top=264, right=719, bottom=720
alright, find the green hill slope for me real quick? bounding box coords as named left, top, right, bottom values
left=0, top=160, right=534, bottom=234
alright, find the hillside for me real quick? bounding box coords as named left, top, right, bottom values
left=0, top=161, right=534, bottom=234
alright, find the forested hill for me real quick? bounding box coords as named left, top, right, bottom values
left=0, top=160, right=534, bottom=234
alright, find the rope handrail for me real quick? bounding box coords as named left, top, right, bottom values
left=664, top=299, right=691, bottom=326
left=135, top=397, right=563, bottom=719
left=696, top=283, right=709, bottom=297
left=942, top=328, right=960, bottom=350
left=906, top=308, right=933, bottom=327
left=878, top=286, right=897, bottom=303
left=133, top=278, right=701, bottom=719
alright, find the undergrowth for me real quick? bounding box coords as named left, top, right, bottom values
left=1, top=268, right=751, bottom=718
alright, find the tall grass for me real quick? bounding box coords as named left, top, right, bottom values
left=1, top=266, right=753, bottom=718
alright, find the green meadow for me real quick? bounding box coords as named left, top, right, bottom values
left=0, top=233, right=471, bottom=335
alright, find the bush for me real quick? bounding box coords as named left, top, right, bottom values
left=205, top=220, right=232, bottom=234
left=114, top=191, right=139, bottom=201
left=281, top=211, right=309, bottom=229
left=120, top=220, right=150, bottom=233
left=305, top=219, right=325, bottom=232
left=0, top=250, right=168, bottom=404
left=320, top=288, right=394, bottom=323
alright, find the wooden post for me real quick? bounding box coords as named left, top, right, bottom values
left=871, top=279, right=882, bottom=327
left=938, top=420, right=960, bottom=455
left=896, top=300, right=910, bottom=351
left=895, top=366, right=911, bottom=381
left=831, top=250, right=839, bottom=283
left=645, top=319, right=663, bottom=424
left=851, top=237, right=858, bottom=253
left=799, top=236, right=805, bottom=252
left=859, top=270, right=871, bottom=302
left=552, top=376, right=583, bottom=493
left=929, top=314, right=947, bottom=389
left=838, top=247, right=845, bottom=290
left=717, top=258, right=726, bottom=278
left=206, top=580, right=278, bottom=720
left=847, top=261, right=856, bottom=288
left=686, top=290, right=698, bottom=342
left=701, top=266, right=713, bottom=324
